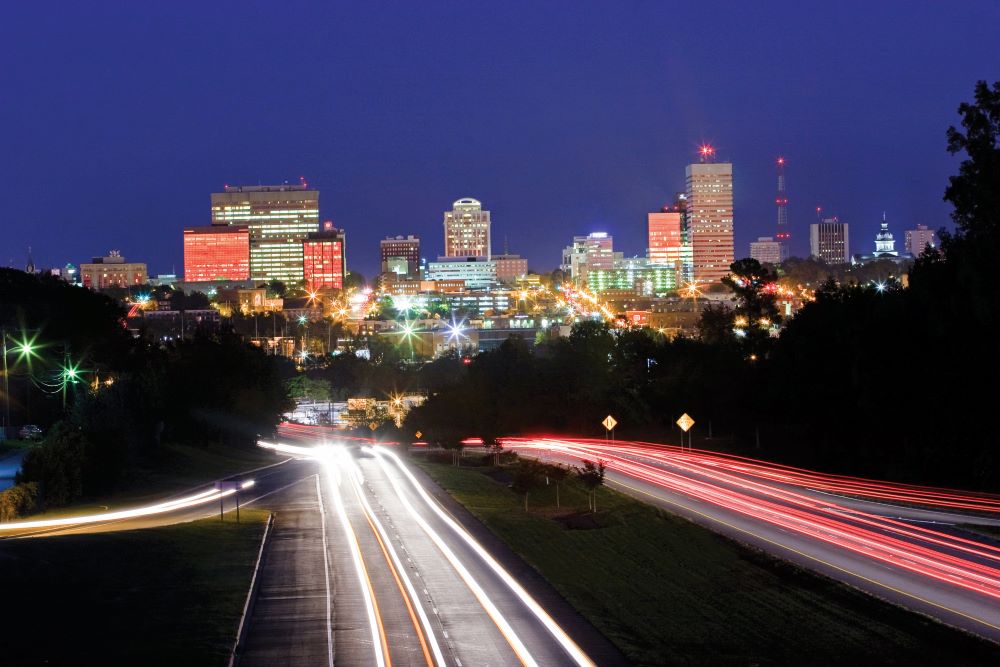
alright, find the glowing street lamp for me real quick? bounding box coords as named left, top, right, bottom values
left=446, top=316, right=468, bottom=346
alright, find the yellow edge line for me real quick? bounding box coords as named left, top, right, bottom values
left=359, top=503, right=436, bottom=667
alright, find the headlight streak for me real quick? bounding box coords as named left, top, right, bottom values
left=507, top=438, right=1000, bottom=604
left=346, top=458, right=447, bottom=667
left=367, top=446, right=540, bottom=667
left=261, top=437, right=443, bottom=666
left=319, top=449, right=390, bottom=667
left=370, top=446, right=597, bottom=667
left=0, top=481, right=254, bottom=533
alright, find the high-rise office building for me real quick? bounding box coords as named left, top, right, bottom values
left=905, top=224, right=937, bottom=257
left=749, top=237, right=783, bottom=265
left=211, top=184, right=320, bottom=284
left=302, top=224, right=346, bottom=292
left=647, top=202, right=693, bottom=282
left=685, top=158, right=734, bottom=284
left=443, top=198, right=491, bottom=258
left=380, top=235, right=421, bottom=278
left=183, top=225, right=250, bottom=282
left=561, top=233, right=615, bottom=285
left=810, top=218, right=850, bottom=264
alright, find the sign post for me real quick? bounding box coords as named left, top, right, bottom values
left=675, top=413, right=695, bottom=450
left=215, top=480, right=243, bottom=523
left=602, top=415, right=618, bottom=443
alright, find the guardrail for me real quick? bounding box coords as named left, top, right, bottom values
left=228, top=511, right=275, bottom=667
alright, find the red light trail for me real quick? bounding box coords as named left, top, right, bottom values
left=504, top=437, right=1000, bottom=605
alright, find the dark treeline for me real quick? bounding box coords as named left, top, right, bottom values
left=409, top=81, right=1000, bottom=492
left=1, top=271, right=292, bottom=509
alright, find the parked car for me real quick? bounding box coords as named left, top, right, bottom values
left=18, top=424, right=43, bottom=441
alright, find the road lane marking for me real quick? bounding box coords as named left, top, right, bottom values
left=323, top=456, right=391, bottom=667
left=371, top=450, right=537, bottom=667
left=374, top=447, right=599, bottom=667
left=352, top=473, right=444, bottom=666
left=315, top=475, right=335, bottom=667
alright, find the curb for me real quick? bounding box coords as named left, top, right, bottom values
left=228, top=511, right=275, bottom=667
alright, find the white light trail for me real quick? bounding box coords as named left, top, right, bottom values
left=346, top=456, right=448, bottom=666
left=376, top=446, right=596, bottom=666
left=368, top=447, right=541, bottom=667
left=0, top=480, right=254, bottom=533
left=319, top=449, right=388, bottom=667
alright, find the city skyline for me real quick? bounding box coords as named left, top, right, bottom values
left=3, top=3, right=996, bottom=279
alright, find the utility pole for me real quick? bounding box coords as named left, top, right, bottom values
left=1, top=327, right=9, bottom=437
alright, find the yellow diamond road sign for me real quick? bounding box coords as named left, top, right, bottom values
left=602, top=415, right=618, bottom=431
left=415, top=430, right=423, bottom=439
left=369, top=422, right=379, bottom=431
left=676, top=413, right=695, bottom=432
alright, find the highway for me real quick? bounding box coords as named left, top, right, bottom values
left=0, top=429, right=618, bottom=666
left=505, top=436, right=1000, bottom=643
left=243, top=429, right=609, bottom=667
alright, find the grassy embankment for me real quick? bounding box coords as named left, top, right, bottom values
left=418, top=457, right=1000, bottom=666
left=0, top=509, right=269, bottom=665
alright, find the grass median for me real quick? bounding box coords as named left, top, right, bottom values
left=0, top=509, right=269, bottom=665
left=418, top=457, right=1000, bottom=666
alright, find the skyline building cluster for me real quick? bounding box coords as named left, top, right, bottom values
left=26, top=155, right=942, bottom=293
left=563, top=150, right=734, bottom=296
left=183, top=183, right=346, bottom=292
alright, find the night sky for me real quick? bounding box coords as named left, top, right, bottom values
left=3, top=2, right=998, bottom=279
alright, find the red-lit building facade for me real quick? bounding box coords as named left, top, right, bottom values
left=183, top=225, right=250, bottom=282
left=303, top=226, right=347, bottom=291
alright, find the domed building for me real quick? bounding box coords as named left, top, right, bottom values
left=852, top=213, right=912, bottom=266
left=873, top=214, right=898, bottom=257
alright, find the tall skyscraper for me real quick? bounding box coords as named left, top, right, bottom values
left=211, top=183, right=320, bottom=284
left=302, top=224, right=346, bottom=292
left=443, top=198, right=491, bottom=258
left=810, top=218, right=850, bottom=264
left=685, top=152, right=734, bottom=284
left=183, top=225, right=250, bottom=282
left=904, top=224, right=938, bottom=257
left=380, top=235, right=421, bottom=278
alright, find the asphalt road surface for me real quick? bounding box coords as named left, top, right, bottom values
left=507, top=436, right=1000, bottom=644
left=238, top=434, right=618, bottom=667
left=1, top=432, right=618, bottom=666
